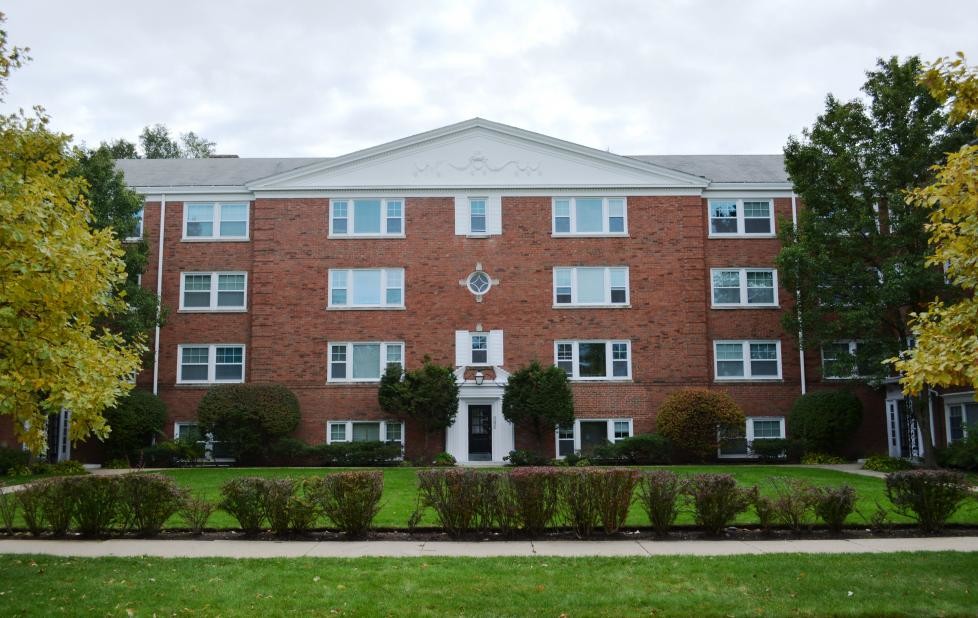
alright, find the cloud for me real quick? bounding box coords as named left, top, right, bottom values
left=2, top=0, right=975, bottom=156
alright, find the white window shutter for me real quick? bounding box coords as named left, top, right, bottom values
left=487, top=195, right=502, bottom=235
left=454, top=196, right=469, bottom=236
left=488, top=330, right=504, bottom=366
left=455, top=330, right=470, bottom=367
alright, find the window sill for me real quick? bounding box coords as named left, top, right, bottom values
left=326, top=381, right=383, bottom=386
left=551, top=233, right=629, bottom=239
left=707, top=233, right=776, bottom=239
left=326, top=306, right=406, bottom=311
left=465, top=233, right=492, bottom=239
left=328, top=234, right=406, bottom=240
left=178, top=309, right=248, bottom=313
left=713, top=378, right=784, bottom=383
left=553, top=304, right=631, bottom=310
left=710, top=304, right=780, bottom=310
left=568, top=378, right=633, bottom=383
left=181, top=237, right=250, bottom=243
left=175, top=381, right=245, bottom=388
left=123, top=237, right=143, bottom=243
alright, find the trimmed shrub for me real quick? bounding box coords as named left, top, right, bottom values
left=415, top=469, right=483, bottom=536
left=594, top=468, right=640, bottom=534
left=102, top=389, right=166, bottom=461
left=180, top=494, right=214, bottom=535
left=0, top=491, right=16, bottom=534
left=751, top=439, right=802, bottom=463
left=938, top=432, right=978, bottom=471
left=473, top=472, right=516, bottom=534
left=863, top=454, right=913, bottom=473
left=767, top=478, right=818, bottom=532
left=504, top=449, right=551, bottom=467
left=263, top=478, right=297, bottom=535
left=885, top=470, right=970, bottom=533
left=308, top=471, right=383, bottom=537
left=558, top=469, right=600, bottom=538
left=814, top=485, right=857, bottom=534
left=800, top=452, right=846, bottom=465
left=637, top=470, right=685, bottom=537
left=686, top=473, right=755, bottom=536
left=508, top=467, right=562, bottom=536
left=307, top=441, right=403, bottom=467
left=118, top=474, right=185, bottom=537
left=267, top=437, right=311, bottom=466
left=788, top=391, right=863, bottom=455
left=41, top=478, right=78, bottom=536
left=656, top=389, right=745, bottom=462
left=138, top=439, right=203, bottom=468
left=432, top=452, right=457, bottom=467
left=753, top=495, right=776, bottom=533
left=288, top=493, right=319, bottom=535
left=70, top=476, right=121, bottom=537
left=0, top=446, right=29, bottom=475
left=197, top=383, right=301, bottom=464
left=220, top=477, right=267, bottom=535
left=612, top=434, right=672, bottom=465
left=50, top=460, right=87, bottom=476
left=15, top=482, right=47, bottom=536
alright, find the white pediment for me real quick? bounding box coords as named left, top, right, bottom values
left=249, top=119, right=708, bottom=190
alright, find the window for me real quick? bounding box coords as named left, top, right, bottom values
left=328, top=342, right=404, bottom=382
left=330, top=198, right=404, bottom=237
left=471, top=334, right=488, bottom=364
left=329, top=268, right=404, bottom=308
left=553, top=267, right=630, bottom=306
left=554, top=340, right=631, bottom=380
left=708, top=199, right=774, bottom=236
left=455, top=196, right=501, bottom=236
left=552, top=198, right=627, bottom=235
left=821, top=341, right=871, bottom=379
left=710, top=268, right=778, bottom=307
left=554, top=419, right=633, bottom=458
left=719, top=417, right=786, bottom=457
left=327, top=420, right=404, bottom=446
left=947, top=400, right=978, bottom=443
left=469, top=199, right=487, bottom=234
left=126, top=208, right=144, bottom=241
left=713, top=340, right=781, bottom=380
left=177, top=344, right=245, bottom=384
left=180, top=272, right=247, bottom=310
left=183, top=202, right=249, bottom=240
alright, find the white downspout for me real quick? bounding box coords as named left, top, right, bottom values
left=152, top=194, right=166, bottom=396
left=791, top=192, right=806, bottom=395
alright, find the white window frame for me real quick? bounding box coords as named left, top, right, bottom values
left=552, top=267, right=630, bottom=307
left=713, top=340, right=782, bottom=381
left=944, top=393, right=978, bottom=444
left=468, top=197, right=488, bottom=235
left=125, top=207, right=144, bottom=242
left=328, top=268, right=405, bottom=309
left=326, top=420, right=405, bottom=446
left=551, top=197, right=628, bottom=236
left=710, top=268, right=778, bottom=308
left=820, top=340, right=865, bottom=380
left=328, top=198, right=405, bottom=238
left=327, top=341, right=404, bottom=383
left=553, top=340, right=632, bottom=381
left=554, top=418, right=634, bottom=458
left=182, top=202, right=250, bottom=241
left=707, top=198, right=775, bottom=238
left=718, top=416, right=786, bottom=459
left=179, top=271, right=248, bottom=311
left=176, top=344, right=246, bottom=385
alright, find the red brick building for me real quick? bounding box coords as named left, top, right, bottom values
left=106, top=119, right=897, bottom=462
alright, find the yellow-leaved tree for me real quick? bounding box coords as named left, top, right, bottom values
left=0, top=15, right=144, bottom=452
left=891, top=53, right=978, bottom=396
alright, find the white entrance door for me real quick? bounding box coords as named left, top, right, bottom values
left=445, top=398, right=514, bottom=463
left=886, top=398, right=921, bottom=459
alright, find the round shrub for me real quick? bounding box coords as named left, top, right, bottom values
left=655, top=388, right=745, bottom=462
left=787, top=391, right=863, bottom=455
left=197, top=384, right=301, bottom=464
left=102, top=389, right=167, bottom=461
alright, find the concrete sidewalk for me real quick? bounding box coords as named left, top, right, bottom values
left=1, top=536, right=976, bottom=558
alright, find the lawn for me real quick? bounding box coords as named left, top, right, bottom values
left=157, top=465, right=978, bottom=529
left=1, top=552, right=976, bottom=616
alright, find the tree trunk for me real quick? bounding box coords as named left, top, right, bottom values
left=912, top=391, right=938, bottom=468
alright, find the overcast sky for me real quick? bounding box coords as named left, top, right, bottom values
left=3, top=1, right=976, bottom=157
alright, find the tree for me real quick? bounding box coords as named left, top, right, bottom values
left=655, top=389, right=744, bottom=462
left=180, top=131, right=216, bottom=158
left=778, top=57, right=975, bottom=464
left=502, top=360, right=574, bottom=452
left=137, top=124, right=215, bottom=159
left=378, top=359, right=459, bottom=459
left=101, top=390, right=166, bottom=461
left=892, top=54, right=978, bottom=398
left=197, top=384, right=301, bottom=464
left=0, top=16, right=144, bottom=453
left=787, top=390, right=863, bottom=455
left=102, top=138, right=139, bottom=160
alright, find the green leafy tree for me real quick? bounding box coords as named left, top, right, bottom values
left=778, top=57, right=975, bottom=464
left=197, top=384, right=301, bottom=464
left=378, top=358, right=459, bottom=459
left=0, top=14, right=143, bottom=452
left=892, top=54, right=978, bottom=398
left=138, top=124, right=215, bottom=159
left=502, top=360, right=574, bottom=452
left=180, top=131, right=216, bottom=158
left=101, top=389, right=166, bottom=461
left=102, top=138, right=139, bottom=159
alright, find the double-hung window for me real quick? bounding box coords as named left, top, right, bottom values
left=330, top=198, right=404, bottom=237
left=947, top=399, right=978, bottom=443
left=555, top=419, right=633, bottom=457
left=552, top=198, right=627, bottom=235
left=718, top=417, right=786, bottom=457
left=180, top=272, right=247, bottom=310
left=471, top=334, right=488, bottom=364
left=708, top=199, right=774, bottom=236
left=184, top=202, right=249, bottom=240
left=469, top=199, right=487, bottom=235
left=554, top=340, right=631, bottom=380
left=125, top=208, right=144, bottom=241
left=713, top=340, right=781, bottom=380
left=177, top=344, right=245, bottom=384
left=328, top=342, right=404, bottom=382
left=327, top=420, right=404, bottom=447
left=553, top=267, right=629, bottom=306
left=710, top=268, right=777, bottom=307
left=329, top=268, right=404, bottom=308
left=821, top=340, right=870, bottom=379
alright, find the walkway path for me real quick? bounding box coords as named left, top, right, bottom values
left=1, top=536, right=976, bottom=558
left=796, top=463, right=887, bottom=479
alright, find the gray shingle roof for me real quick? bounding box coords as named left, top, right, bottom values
left=115, top=154, right=788, bottom=187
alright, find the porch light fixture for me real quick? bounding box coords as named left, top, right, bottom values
left=474, top=371, right=485, bottom=385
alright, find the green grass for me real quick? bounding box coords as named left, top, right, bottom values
left=1, top=552, right=976, bottom=616
left=156, top=465, right=978, bottom=529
